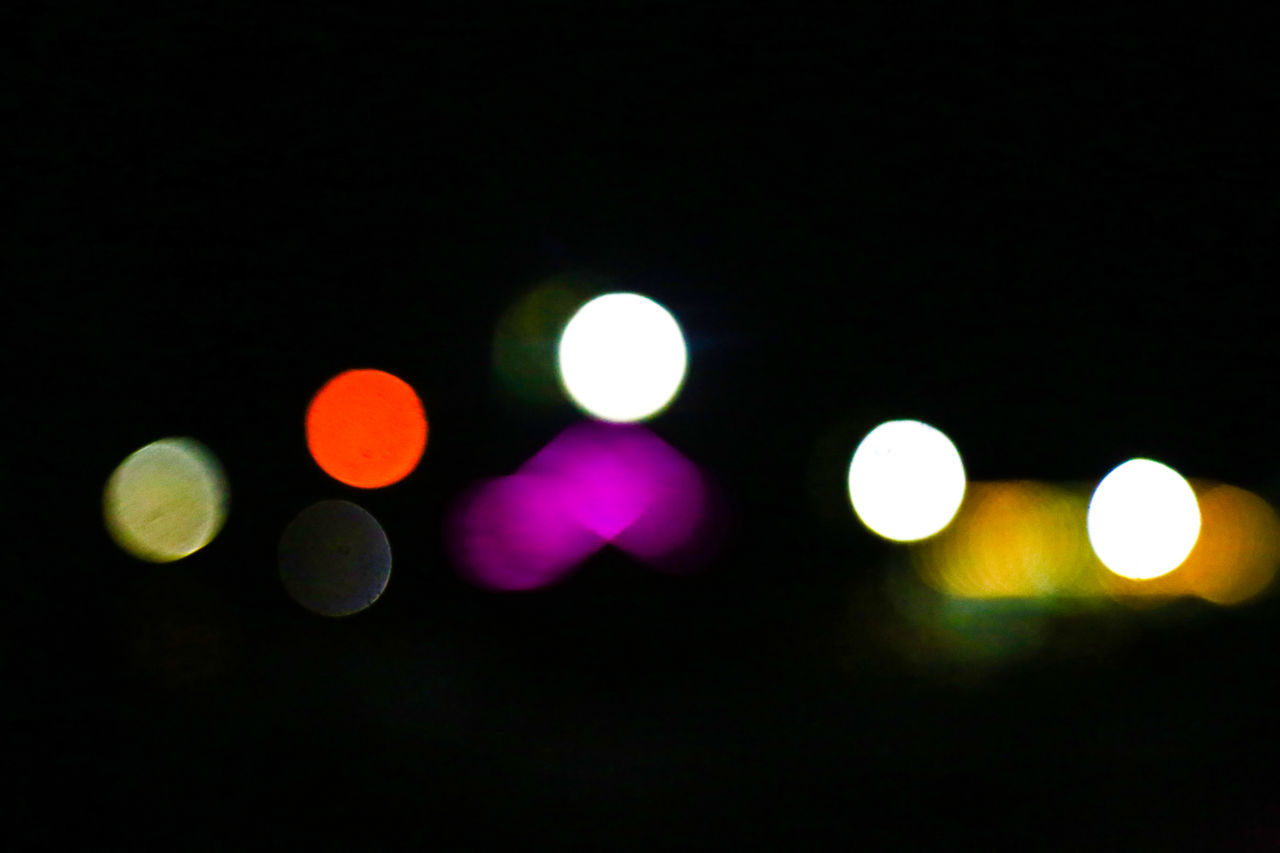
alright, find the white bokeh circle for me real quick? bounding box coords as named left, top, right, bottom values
left=1087, top=458, right=1201, bottom=580
left=847, top=419, right=967, bottom=542
left=557, top=293, right=688, bottom=423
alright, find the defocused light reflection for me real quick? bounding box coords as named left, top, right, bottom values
left=278, top=500, right=392, bottom=616
left=306, top=369, right=427, bottom=488
left=104, top=437, right=229, bottom=562
left=446, top=422, right=714, bottom=590
left=915, top=482, right=1106, bottom=598
left=1088, top=459, right=1200, bottom=580
left=848, top=420, right=966, bottom=542
left=492, top=276, right=595, bottom=407
left=557, top=293, right=688, bottom=423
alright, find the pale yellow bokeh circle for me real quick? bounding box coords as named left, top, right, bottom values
left=104, top=438, right=229, bottom=562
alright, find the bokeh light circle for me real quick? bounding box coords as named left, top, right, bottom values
left=447, top=474, right=604, bottom=592
left=278, top=500, right=392, bottom=616
left=847, top=419, right=966, bottom=542
left=1180, top=485, right=1280, bottom=605
left=104, top=437, right=229, bottom=562
left=1087, top=458, right=1201, bottom=580
left=557, top=293, right=688, bottom=423
left=306, top=369, right=427, bottom=488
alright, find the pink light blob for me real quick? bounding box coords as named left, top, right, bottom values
left=446, top=422, right=716, bottom=591
left=446, top=474, right=604, bottom=592
left=524, top=421, right=708, bottom=565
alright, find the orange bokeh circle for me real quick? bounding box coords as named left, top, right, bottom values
left=306, top=369, right=427, bottom=488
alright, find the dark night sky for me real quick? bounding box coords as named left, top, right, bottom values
left=11, top=5, right=1280, bottom=848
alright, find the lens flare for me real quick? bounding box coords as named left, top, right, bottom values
left=557, top=293, right=688, bottom=423
left=1087, top=459, right=1200, bottom=581
left=306, top=369, right=427, bottom=488
left=848, top=420, right=966, bottom=542
left=278, top=500, right=392, bottom=617
left=104, top=437, right=229, bottom=563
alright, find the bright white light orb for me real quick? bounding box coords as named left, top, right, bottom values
left=557, top=293, right=688, bottom=423
left=1087, top=458, right=1201, bottom=580
left=848, top=420, right=967, bottom=542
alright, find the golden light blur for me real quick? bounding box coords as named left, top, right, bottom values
left=913, top=479, right=1280, bottom=608
left=104, top=438, right=229, bottom=563
left=1184, top=484, right=1280, bottom=604
left=1106, top=482, right=1280, bottom=605
left=913, top=482, right=1110, bottom=599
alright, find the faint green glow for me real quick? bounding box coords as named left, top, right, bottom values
left=104, top=438, right=229, bottom=563
left=557, top=292, right=688, bottom=423
left=1087, top=458, right=1200, bottom=580
left=879, top=560, right=1049, bottom=670
left=492, top=277, right=595, bottom=406
left=848, top=420, right=966, bottom=542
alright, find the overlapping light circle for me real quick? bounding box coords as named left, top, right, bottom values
left=447, top=421, right=713, bottom=591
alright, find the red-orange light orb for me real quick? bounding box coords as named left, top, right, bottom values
left=306, top=369, right=427, bottom=488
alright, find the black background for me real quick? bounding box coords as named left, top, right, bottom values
left=11, top=5, right=1280, bottom=848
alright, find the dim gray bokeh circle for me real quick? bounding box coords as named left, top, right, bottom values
left=278, top=500, right=392, bottom=617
